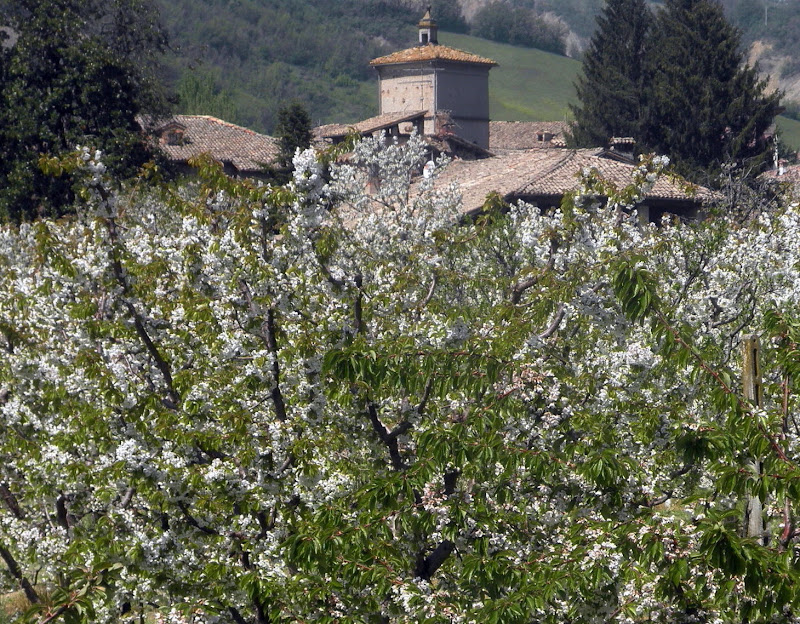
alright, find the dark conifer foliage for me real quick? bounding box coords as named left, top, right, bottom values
left=0, top=0, right=170, bottom=221
left=262, top=102, right=314, bottom=185
left=569, top=0, right=652, bottom=148
left=641, top=0, right=782, bottom=181
left=276, top=103, right=314, bottom=169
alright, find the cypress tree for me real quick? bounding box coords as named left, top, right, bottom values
left=641, top=0, right=782, bottom=182
left=569, top=0, right=652, bottom=148
left=263, top=102, right=313, bottom=185
left=275, top=102, right=313, bottom=169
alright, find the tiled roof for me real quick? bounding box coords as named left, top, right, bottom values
left=489, top=121, right=569, bottom=152
left=762, top=163, right=800, bottom=182
left=371, top=43, right=497, bottom=67
left=314, top=111, right=427, bottom=139
left=145, top=115, right=279, bottom=172
left=762, top=163, right=800, bottom=196
left=426, top=133, right=494, bottom=160
left=427, top=149, right=714, bottom=216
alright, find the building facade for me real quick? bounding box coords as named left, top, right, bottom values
left=370, top=10, right=496, bottom=149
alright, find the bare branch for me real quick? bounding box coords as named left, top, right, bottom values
left=368, top=402, right=407, bottom=471
left=266, top=309, right=288, bottom=422
left=177, top=502, right=219, bottom=536
left=120, top=487, right=135, bottom=509
left=414, top=540, right=455, bottom=580
left=36, top=604, right=69, bottom=624
left=238, top=280, right=288, bottom=424
left=511, top=238, right=558, bottom=304
left=0, top=482, right=24, bottom=519
left=418, top=275, right=437, bottom=308
left=415, top=377, right=434, bottom=418
left=537, top=303, right=566, bottom=340
left=354, top=273, right=364, bottom=335
left=0, top=542, right=39, bottom=604
left=443, top=468, right=459, bottom=496
left=55, top=494, right=71, bottom=530
left=105, top=216, right=180, bottom=408
left=228, top=607, right=249, bottom=624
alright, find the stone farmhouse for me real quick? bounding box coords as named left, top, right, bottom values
left=150, top=8, right=717, bottom=221
left=369, top=8, right=496, bottom=149
left=354, top=8, right=711, bottom=222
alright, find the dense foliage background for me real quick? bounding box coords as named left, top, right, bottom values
left=0, top=0, right=169, bottom=221
left=570, top=0, right=783, bottom=184
left=150, top=0, right=800, bottom=134
left=2, top=133, right=800, bottom=624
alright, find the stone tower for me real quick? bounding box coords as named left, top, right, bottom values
left=370, top=8, right=497, bottom=149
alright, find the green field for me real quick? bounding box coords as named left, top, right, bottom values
left=440, top=32, right=800, bottom=150
left=776, top=116, right=800, bottom=151
left=439, top=32, right=581, bottom=123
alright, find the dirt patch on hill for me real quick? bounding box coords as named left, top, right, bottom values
left=749, top=40, right=800, bottom=105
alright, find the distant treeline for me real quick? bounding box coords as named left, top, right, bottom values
left=157, top=0, right=800, bottom=134
left=470, top=1, right=569, bottom=55
left=158, top=0, right=579, bottom=134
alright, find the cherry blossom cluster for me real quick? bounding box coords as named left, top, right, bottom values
left=1, top=136, right=799, bottom=623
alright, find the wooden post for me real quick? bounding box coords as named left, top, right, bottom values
left=742, top=335, right=765, bottom=544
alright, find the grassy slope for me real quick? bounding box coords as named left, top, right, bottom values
left=440, top=31, right=800, bottom=150
left=439, top=32, right=580, bottom=123
left=776, top=116, right=800, bottom=152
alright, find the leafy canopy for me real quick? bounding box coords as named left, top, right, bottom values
left=1, top=136, right=800, bottom=623
left=0, top=0, right=170, bottom=222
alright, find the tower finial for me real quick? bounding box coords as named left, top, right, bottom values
left=418, top=6, right=438, bottom=45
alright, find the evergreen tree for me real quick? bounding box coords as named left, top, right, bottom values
left=569, top=0, right=652, bottom=148
left=641, top=0, right=782, bottom=182
left=0, top=0, right=169, bottom=222
left=275, top=102, right=313, bottom=169
left=262, top=102, right=313, bottom=185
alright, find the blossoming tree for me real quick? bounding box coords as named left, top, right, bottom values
left=2, top=136, right=800, bottom=624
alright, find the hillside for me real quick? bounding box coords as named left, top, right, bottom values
left=441, top=32, right=800, bottom=150
left=154, top=0, right=800, bottom=149
left=439, top=32, right=579, bottom=122
left=156, top=0, right=417, bottom=133
left=155, top=0, right=584, bottom=131
left=463, top=0, right=800, bottom=116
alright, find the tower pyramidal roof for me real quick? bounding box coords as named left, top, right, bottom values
left=370, top=8, right=496, bottom=67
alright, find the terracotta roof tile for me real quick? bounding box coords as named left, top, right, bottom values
left=489, top=121, right=570, bottom=152
left=146, top=115, right=279, bottom=172
left=371, top=43, right=496, bottom=67
left=762, top=163, right=800, bottom=182
left=426, top=149, right=714, bottom=216
left=762, top=163, right=800, bottom=197
left=314, top=111, right=427, bottom=139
